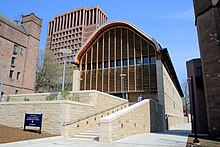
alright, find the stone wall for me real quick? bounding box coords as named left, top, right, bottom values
left=99, top=99, right=164, bottom=142
left=0, top=90, right=128, bottom=137
left=156, top=60, right=184, bottom=130
left=0, top=100, right=93, bottom=135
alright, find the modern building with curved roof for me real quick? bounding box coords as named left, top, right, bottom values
left=73, top=20, right=184, bottom=128
left=74, top=20, right=183, bottom=100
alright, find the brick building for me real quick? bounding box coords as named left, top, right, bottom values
left=45, top=6, right=108, bottom=65
left=0, top=13, right=42, bottom=95
left=192, top=0, right=220, bottom=136
left=186, top=58, right=208, bottom=134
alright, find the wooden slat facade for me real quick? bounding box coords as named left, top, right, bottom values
left=79, top=27, right=157, bottom=100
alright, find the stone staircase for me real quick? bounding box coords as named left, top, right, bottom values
left=71, top=126, right=99, bottom=140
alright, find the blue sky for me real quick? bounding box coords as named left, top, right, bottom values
left=1, top=0, right=200, bottom=83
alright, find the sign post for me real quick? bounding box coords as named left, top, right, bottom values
left=23, top=113, right=43, bottom=134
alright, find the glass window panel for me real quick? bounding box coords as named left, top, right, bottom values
left=13, top=45, right=17, bottom=54
left=143, top=57, right=148, bottom=64
left=87, top=63, right=91, bottom=70
left=92, top=63, right=96, bottom=70
left=98, top=62, right=102, bottom=69
left=129, top=58, right=134, bottom=65
left=116, top=59, right=121, bottom=67
left=122, top=59, right=127, bottom=66
left=110, top=60, right=114, bottom=67
left=136, top=57, right=141, bottom=65
left=150, top=56, right=156, bottom=64
left=104, top=61, right=108, bottom=68
left=11, top=57, right=15, bottom=65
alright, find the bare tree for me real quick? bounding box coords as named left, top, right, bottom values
left=35, top=50, right=72, bottom=92
left=182, top=80, right=190, bottom=116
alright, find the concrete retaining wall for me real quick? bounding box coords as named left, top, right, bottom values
left=0, top=90, right=128, bottom=137
left=99, top=99, right=164, bottom=142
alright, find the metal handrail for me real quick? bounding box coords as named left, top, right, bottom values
left=63, top=101, right=128, bottom=126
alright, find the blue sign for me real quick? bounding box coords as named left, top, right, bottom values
left=24, top=113, right=42, bottom=133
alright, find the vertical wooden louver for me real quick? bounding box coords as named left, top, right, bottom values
left=80, top=26, right=158, bottom=96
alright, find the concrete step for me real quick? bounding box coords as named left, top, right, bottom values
left=73, top=134, right=98, bottom=139
left=71, top=127, right=99, bottom=140
left=85, top=130, right=99, bottom=133
left=79, top=132, right=98, bottom=136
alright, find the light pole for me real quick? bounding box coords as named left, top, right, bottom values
left=120, top=74, right=126, bottom=99
left=60, top=48, right=72, bottom=91
left=187, top=77, right=200, bottom=145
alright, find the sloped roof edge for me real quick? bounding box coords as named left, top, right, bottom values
left=0, top=13, right=27, bottom=34
left=74, top=20, right=162, bottom=64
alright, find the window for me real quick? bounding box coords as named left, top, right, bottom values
left=110, top=60, right=114, bottom=68
left=82, top=64, right=85, bottom=70
left=98, top=62, right=102, bottom=69
left=16, top=72, right=20, bottom=80
left=20, top=48, right=24, bottom=55
left=9, top=70, right=14, bottom=78
left=11, top=57, right=15, bottom=65
left=136, top=57, right=141, bottom=65
left=92, top=63, right=96, bottom=70
left=104, top=61, right=108, bottom=68
left=87, top=63, right=91, bottom=70
left=116, top=59, right=121, bottom=67
left=150, top=56, right=156, bottom=64
left=13, top=45, right=18, bottom=55
left=15, top=90, right=18, bottom=94
left=129, top=58, right=134, bottom=65
left=143, top=57, right=148, bottom=64
left=122, top=59, right=127, bottom=66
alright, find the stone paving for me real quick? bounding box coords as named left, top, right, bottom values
left=1, top=123, right=191, bottom=147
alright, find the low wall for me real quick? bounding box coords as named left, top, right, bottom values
left=99, top=99, right=164, bottom=142
left=166, top=114, right=185, bottom=130
left=0, top=90, right=128, bottom=138
left=0, top=100, right=93, bottom=135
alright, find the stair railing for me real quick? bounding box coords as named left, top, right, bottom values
left=63, top=101, right=128, bottom=126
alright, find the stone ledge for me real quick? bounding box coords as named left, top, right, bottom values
left=0, top=100, right=93, bottom=106
left=100, top=99, right=149, bottom=123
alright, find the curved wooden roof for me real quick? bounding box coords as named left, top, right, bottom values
left=74, top=20, right=162, bottom=64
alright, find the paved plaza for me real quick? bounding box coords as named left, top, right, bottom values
left=0, top=123, right=191, bottom=147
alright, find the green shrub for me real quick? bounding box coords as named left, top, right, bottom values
left=45, top=96, right=55, bottom=101
left=61, top=90, right=70, bottom=100
left=6, top=96, right=10, bottom=102
left=71, top=93, right=80, bottom=102
left=23, top=97, right=30, bottom=101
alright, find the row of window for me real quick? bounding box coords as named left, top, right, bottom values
left=52, top=33, right=82, bottom=43
left=10, top=44, right=22, bottom=81
left=51, top=43, right=81, bottom=52
left=13, top=45, right=24, bottom=56
left=52, top=27, right=82, bottom=37
left=82, top=56, right=156, bottom=70
left=52, top=37, right=82, bottom=46
left=9, top=70, right=21, bottom=80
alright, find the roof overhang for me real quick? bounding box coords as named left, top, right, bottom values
left=160, top=48, right=184, bottom=97
left=74, top=20, right=162, bottom=64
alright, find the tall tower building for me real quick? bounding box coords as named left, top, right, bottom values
left=45, top=6, right=108, bottom=65
left=0, top=13, right=42, bottom=95
left=193, top=0, right=220, bottom=136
